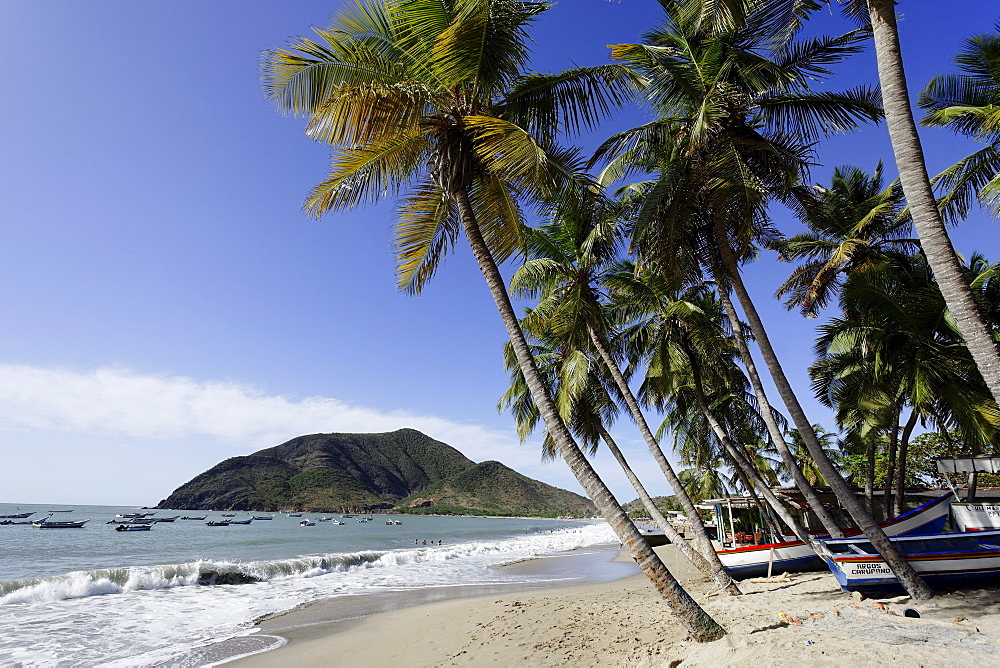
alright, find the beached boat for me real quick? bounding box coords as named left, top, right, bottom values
left=206, top=520, right=231, bottom=526
left=32, top=518, right=89, bottom=528
left=817, top=529, right=1000, bottom=592
left=115, top=524, right=152, bottom=532
left=716, top=492, right=955, bottom=579
left=950, top=502, right=1000, bottom=531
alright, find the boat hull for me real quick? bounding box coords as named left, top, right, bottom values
left=818, top=529, right=1000, bottom=592
left=717, top=492, right=954, bottom=579
left=951, top=503, right=1000, bottom=531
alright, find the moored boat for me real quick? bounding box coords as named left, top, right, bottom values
left=817, top=529, right=1000, bottom=592
left=180, top=516, right=206, bottom=520
left=716, top=492, right=955, bottom=579
left=206, top=520, right=231, bottom=526
left=0, top=512, right=33, bottom=519
left=299, top=519, right=315, bottom=526
left=252, top=516, right=273, bottom=520
left=227, top=518, right=253, bottom=525
left=32, top=518, right=89, bottom=528
left=115, top=524, right=152, bottom=532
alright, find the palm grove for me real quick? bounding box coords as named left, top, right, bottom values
left=262, top=0, right=1000, bottom=641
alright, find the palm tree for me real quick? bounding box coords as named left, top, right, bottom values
left=262, top=0, right=725, bottom=639
left=598, top=1, right=933, bottom=598
left=774, top=162, right=913, bottom=317
left=862, top=1, right=1000, bottom=406
left=919, top=26, right=1000, bottom=222
left=509, top=194, right=740, bottom=594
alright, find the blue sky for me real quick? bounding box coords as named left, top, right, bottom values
left=1, top=1, right=998, bottom=506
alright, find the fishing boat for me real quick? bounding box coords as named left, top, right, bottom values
left=221, top=513, right=236, bottom=517
left=252, top=516, right=273, bottom=520
left=115, top=524, right=152, bottom=532
left=180, top=516, right=206, bottom=520
left=950, top=502, right=1000, bottom=532
left=32, top=518, right=89, bottom=528
left=0, top=519, right=33, bottom=525
left=817, top=529, right=1000, bottom=592
left=0, top=512, right=33, bottom=519
left=288, top=513, right=302, bottom=517
left=716, top=492, right=955, bottom=579
left=299, top=519, right=315, bottom=526
left=227, top=518, right=253, bottom=525
left=116, top=513, right=153, bottom=519
left=206, top=520, right=231, bottom=526
left=331, top=519, right=345, bottom=525
left=151, top=516, right=179, bottom=523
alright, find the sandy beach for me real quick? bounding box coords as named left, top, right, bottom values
left=227, top=543, right=1000, bottom=667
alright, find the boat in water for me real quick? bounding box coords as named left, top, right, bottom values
left=299, top=519, right=315, bottom=526
left=252, top=516, right=273, bottom=520
left=180, top=516, right=206, bottom=520
left=227, top=519, right=253, bottom=525
left=716, top=492, right=955, bottom=579
left=115, top=524, right=152, bottom=532
left=818, top=529, right=1000, bottom=592
left=205, top=520, right=230, bottom=526
left=32, top=518, right=89, bottom=528
left=0, top=512, right=33, bottom=519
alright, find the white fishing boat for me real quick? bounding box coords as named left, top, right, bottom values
left=299, top=519, right=316, bottom=526
left=716, top=492, right=955, bottom=579
left=950, top=502, right=1000, bottom=531
left=818, top=529, right=1000, bottom=592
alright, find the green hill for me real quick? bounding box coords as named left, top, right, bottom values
left=156, top=428, right=594, bottom=517
left=397, top=460, right=594, bottom=517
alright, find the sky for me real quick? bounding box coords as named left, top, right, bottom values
left=1, top=1, right=999, bottom=507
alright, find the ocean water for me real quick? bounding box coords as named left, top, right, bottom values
left=0, top=503, right=622, bottom=666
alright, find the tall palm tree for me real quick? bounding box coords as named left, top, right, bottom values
left=510, top=195, right=740, bottom=594
left=863, top=0, right=1000, bottom=408
left=262, top=0, right=725, bottom=639
left=598, top=1, right=933, bottom=598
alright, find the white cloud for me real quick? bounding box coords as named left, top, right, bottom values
left=0, top=363, right=550, bottom=473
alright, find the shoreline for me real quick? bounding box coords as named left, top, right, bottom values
left=186, top=543, right=639, bottom=666
left=223, top=543, right=1000, bottom=667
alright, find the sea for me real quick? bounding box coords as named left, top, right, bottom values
left=0, top=503, right=633, bottom=666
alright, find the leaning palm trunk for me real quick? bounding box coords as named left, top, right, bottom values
left=455, top=191, right=725, bottom=640
left=587, top=327, right=740, bottom=595
left=714, top=276, right=844, bottom=537
left=865, top=436, right=876, bottom=515
left=680, top=341, right=819, bottom=550
left=893, top=410, right=920, bottom=517
left=598, top=425, right=730, bottom=588
left=883, top=405, right=900, bottom=521
left=867, top=0, right=1000, bottom=405
left=715, top=227, right=933, bottom=599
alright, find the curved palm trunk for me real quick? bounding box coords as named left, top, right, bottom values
left=714, top=276, right=844, bottom=537
left=883, top=406, right=900, bottom=521
left=679, top=340, right=819, bottom=550
left=586, top=327, right=740, bottom=595
left=598, top=425, right=734, bottom=590
left=455, top=190, right=725, bottom=640
left=867, top=0, right=1000, bottom=405
left=865, top=435, right=876, bottom=515
left=715, top=228, right=933, bottom=599
left=893, top=410, right=920, bottom=517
